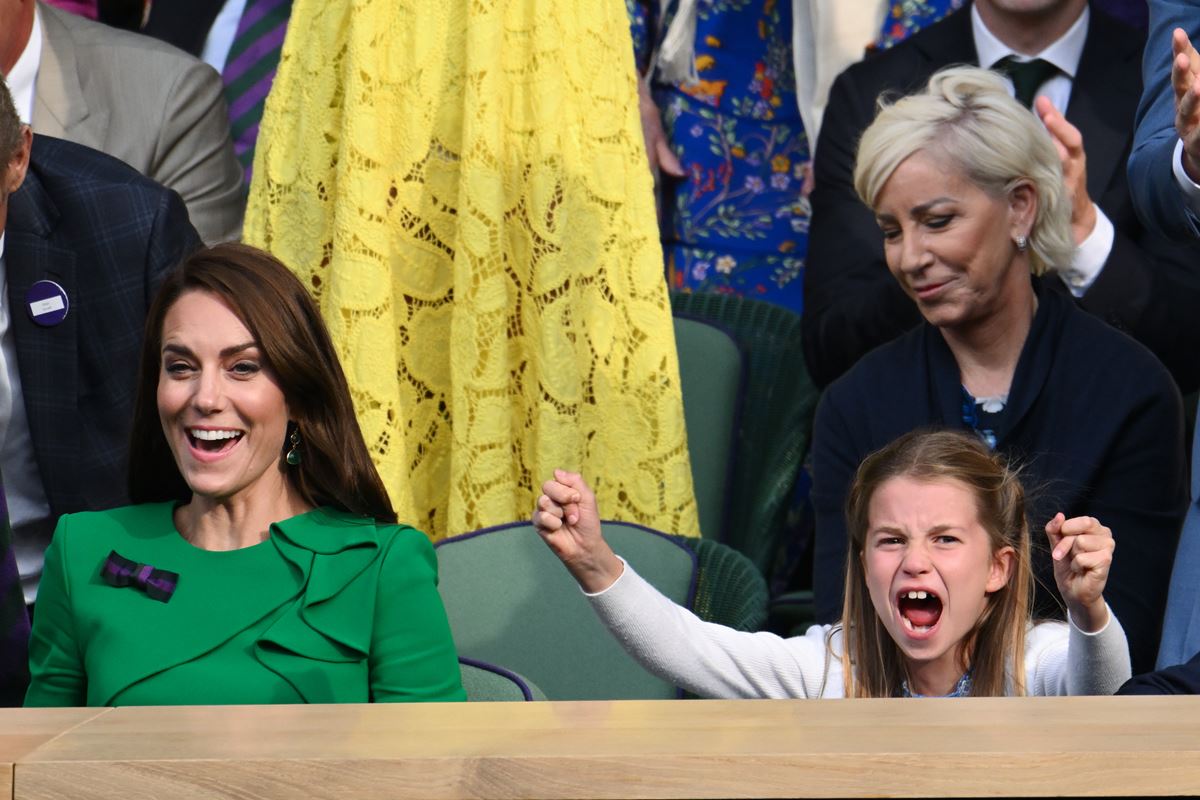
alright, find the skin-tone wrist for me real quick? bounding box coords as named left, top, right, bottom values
left=1067, top=598, right=1109, bottom=634
left=567, top=546, right=625, bottom=594
left=1071, top=201, right=1097, bottom=246
left=1184, top=150, right=1200, bottom=185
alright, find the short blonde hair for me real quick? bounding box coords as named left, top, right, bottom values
left=852, top=65, right=1074, bottom=276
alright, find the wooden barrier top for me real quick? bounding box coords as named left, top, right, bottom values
left=0, top=708, right=108, bottom=799
left=7, top=697, right=1200, bottom=799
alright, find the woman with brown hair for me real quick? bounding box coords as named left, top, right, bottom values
left=533, top=429, right=1129, bottom=698
left=25, top=243, right=465, bottom=706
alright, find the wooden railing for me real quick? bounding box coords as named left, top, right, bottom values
left=2, top=697, right=1199, bottom=798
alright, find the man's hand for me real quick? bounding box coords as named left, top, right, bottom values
left=1172, top=27, right=1200, bottom=183
left=638, top=79, right=685, bottom=180
left=1036, top=96, right=1097, bottom=245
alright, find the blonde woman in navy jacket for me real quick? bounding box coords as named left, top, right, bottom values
left=809, top=66, right=1186, bottom=675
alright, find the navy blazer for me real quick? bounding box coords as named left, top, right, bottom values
left=802, top=2, right=1200, bottom=393
left=810, top=284, right=1187, bottom=675
left=1128, top=0, right=1200, bottom=241
left=0, top=509, right=29, bottom=707
left=1119, top=649, right=1200, bottom=694
left=5, top=134, right=201, bottom=520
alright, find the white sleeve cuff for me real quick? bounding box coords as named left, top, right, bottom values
left=1172, top=138, right=1200, bottom=219
left=1058, top=207, right=1113, bottom=297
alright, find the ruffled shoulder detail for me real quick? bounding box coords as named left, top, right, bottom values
left=254, top=508, right=389, bottom=702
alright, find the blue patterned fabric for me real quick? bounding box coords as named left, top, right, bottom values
left=900, top=670, right=973, bottom=698
left=876, top=0, right=966, bottom=50
left=632, top=0, right=808, bottom=314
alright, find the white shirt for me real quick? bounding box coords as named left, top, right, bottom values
left=199, top=0, right=249, bottom=73
left=0, top=233, right=52, bottom=604
left=973, top=4, right=1115, bottom=297
left=1170, top=140, right=1200, bottom=222
left=6, top=4, right=43, bottom=124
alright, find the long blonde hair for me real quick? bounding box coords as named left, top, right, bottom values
left=838, top=430, right=1033, bottom=697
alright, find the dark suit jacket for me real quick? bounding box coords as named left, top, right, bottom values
left=1119, top=649, right=1200, bottom=694
left=140, top=0, right=227, bottom=58
left=6, top=134, right=201, bottom=521
left=810, top=285, right=1186, bottom=675
left=1128, top=0, right=1198, bottom=241
left=802, top=3, right=1200, bottom=392
left=0, top=511, right=29, bottom=707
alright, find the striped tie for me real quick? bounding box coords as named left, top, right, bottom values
left=223, top=0, right=293, bottom=182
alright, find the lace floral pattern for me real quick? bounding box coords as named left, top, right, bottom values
left=245, top=0, right=699, bottom=539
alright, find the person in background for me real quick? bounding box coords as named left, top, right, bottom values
left=243, top=0, right=700, bottom=542
left=141, top=0, right=293, bottom=182
left=534, top=429, right=1130, bottom=698
left=25, top=244, right=466, bottom=706
left=1118, top=649, right=1200, bottom=693
left=42, top=0, right=149, bottom=28
left=809, top=66, right=1185, bottom=675
left=876, top=0, right=966, bottom=50
left=0, top=487, right=29, bottom=706
left=1125, top=1, right=1200, bottom=672
left=0, top=78, right=200, bottom=611
left=1092, top=0, right=1147, bottom=28
left=41, top=0, right=95, bottom=19
left=0, top=0, right=244, bottom=243
left=1128, top=1, right=1200, bottom=240
left=629, top=0, right=963, bottom=311
left=804, top=0, right=1200, bottom=395
left=629, top=0, right=812, bottom=311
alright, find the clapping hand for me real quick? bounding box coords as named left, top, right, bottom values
left=1035, top=97, right=1097, bottom=246
left=638, top=78, right=686, bottom=181
left=533, top=470, right=624, bottom=593
left=1171, top=27, right=1200, bottom=183
left=1044, top=513, right=1115, bottom=633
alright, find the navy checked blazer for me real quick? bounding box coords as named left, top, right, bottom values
left=5, top=134, right=200, bottom=522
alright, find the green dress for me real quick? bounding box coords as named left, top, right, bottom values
left=24, top=503, right=466, bottom=706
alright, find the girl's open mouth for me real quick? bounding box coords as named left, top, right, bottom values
left=897, top=590, right=943, bottom=633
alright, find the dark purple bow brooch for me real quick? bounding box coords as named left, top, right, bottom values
left=100, top=551, right=179, bottom=603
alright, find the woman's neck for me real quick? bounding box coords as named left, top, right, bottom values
left=176, top=478, right=313, bottom=551
left=941, top=286, right=1038, bottom=399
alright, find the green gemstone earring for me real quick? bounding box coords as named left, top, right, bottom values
left=285, top=428, right=302, bottom=466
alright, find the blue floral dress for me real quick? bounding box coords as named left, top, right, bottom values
left=876, top=0, right=965, bottom=50
left=629, top=0, right=965, bottom=315
left=631, top=0, right=808, bottom=314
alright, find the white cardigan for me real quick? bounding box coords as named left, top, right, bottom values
left=587, top=560, right=1132, bottom=698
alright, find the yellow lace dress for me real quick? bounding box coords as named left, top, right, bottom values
left=245, top=0, right=699, bottom=539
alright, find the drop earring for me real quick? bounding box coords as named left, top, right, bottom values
left=286, top=428, right=302, bottom=466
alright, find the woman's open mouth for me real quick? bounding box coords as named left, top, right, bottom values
left=186, top=428, right=244, bottom=456
left=897, top=589, right=943, bottom=635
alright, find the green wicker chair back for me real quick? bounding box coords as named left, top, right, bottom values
left=671, top=291, right=820, bottom=577
left=683, top=537, right=769, bottom=633
left=673, top=316, right=743, bottom=540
